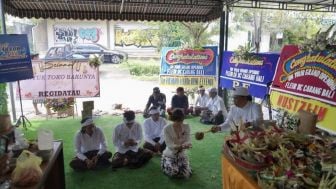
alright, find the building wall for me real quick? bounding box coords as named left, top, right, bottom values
left=46, top=19, right=108, bottom=48
left=32, top=20, right=48, bottom=55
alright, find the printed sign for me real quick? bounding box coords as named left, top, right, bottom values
left=17, top=60, right=100, bottom=99
left=159, top=75, right=216, bottom=88
left=219, top=51, right=279, bottom=98
left=0, top=34, right=33, bottom=83
left=271, top=45, right=335, bottom=105
left=160, top=47, right=217, bottom=88
left=271, top=45, right=336, bottom=133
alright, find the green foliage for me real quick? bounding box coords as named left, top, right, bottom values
left=0, top=83, right=8, bottom=114
left=231, top=8, right=333, bottom=51
left=300, top=24, right=336, bottom=52
left=123, top=59, right=160, bottom=76
left=88, top=54, right=103, bottom=68
left=233, top=43, right=263, bottom=61
left=152, top=21, right=217, bottom=51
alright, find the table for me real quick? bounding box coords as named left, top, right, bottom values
left=2, top=141, right=65, bottom=189
left=221, top=154, right=260, bottom=189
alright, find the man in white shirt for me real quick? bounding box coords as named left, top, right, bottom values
left=193, top=86, right=209, bottom=116
left=200, top=87, right=227, bottom=125
left=211, top=86, right=264, bottom=132
left=112, top=110, right=153, bottom=169
left=70, top=117, right=112, bottom=171
left=143, top=106, right=167, bottom=154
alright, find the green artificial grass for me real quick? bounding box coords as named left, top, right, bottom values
left=23, top=115, right=227, bottom=189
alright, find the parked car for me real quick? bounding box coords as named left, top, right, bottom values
left=44, top=44, right=128, bottom=64
left=44, top=45, right=86, bottom=60
left=72, top=44, right=128, bottom=64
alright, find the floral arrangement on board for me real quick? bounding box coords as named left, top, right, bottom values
left=46, top=97, right=75, bottom=112
left=88, top=54, right=103, bottom=68
left=300, top=24, right=336, bottom=53
left=274, top=109, right=300, bottom=131
left=232, top=42, right=263, bottom=63
left=0, top=83, right=8, bottom=114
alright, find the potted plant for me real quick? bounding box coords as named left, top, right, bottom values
left=0, top=83, right=11, bottom=133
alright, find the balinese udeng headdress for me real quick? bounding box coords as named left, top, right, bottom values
left=149, top=108, right=160, bottom=115
left=81, top=118, right=94, bottom=127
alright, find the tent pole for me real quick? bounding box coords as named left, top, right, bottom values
left=0, top=0, right=16, bottom=121
left=218, top=6, right=230, bottom=110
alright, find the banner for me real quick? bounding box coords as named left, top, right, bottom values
left=159, top=75, right=216, bottom=88
left=219, top=51, right=279, bottom=98
left=271, top=45, right=336, bottom=133
left=160, top=47, right=217, bottom=88
left=271, top=45, right=335, bottom=105
left=0, top=34, right=33, bottom=83
left=17, top=60, right=100, bottom=99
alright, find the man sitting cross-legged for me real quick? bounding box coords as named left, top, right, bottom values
left=70, top=117, right=112, bottom=171
left=112, top=110, right=153, bottom=169
left=143, top=106, right=167, bottom=154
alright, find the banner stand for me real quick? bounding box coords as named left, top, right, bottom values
left=15, top=80, right=32, bottom=129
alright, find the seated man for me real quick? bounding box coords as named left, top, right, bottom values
left=143, top=87, right=166, bottom=118
left=200, top=88, right=227, bottom=125
left=143, top=106, right=167, bottom=154
left=70, top=117, right=112, bottom=171
left=167, top=87, right=191, bottom=115
left=112, top=110, right=153, bottom=169
left=211, top=86, right=264, bottom=132
left=193, top=85, right=209, bottom=116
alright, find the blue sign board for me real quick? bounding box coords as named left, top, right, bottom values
left=0, top=34, right=33, bottom=83
left=220, top=51, right=279, bottom=98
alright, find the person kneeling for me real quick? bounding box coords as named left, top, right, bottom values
left=112, top=110, right=153, bottom=169
left=143, top=106, right=167, bottom=154
left=70, top=117, right=112, bottom=171
left=161, top=109, right=192, bottom=178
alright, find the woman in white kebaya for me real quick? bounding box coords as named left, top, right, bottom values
left=161, top=109, right=192, bottom=178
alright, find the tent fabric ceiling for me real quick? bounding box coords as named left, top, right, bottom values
left=3, top=0, right=336, bottom=22
left=225, top=0, right=336, bottom=12
left=3, top=0, right=224, bottom=22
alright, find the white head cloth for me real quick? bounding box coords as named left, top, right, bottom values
left=149, top=108, right=160, bottom=115
left=81, top=118, right=93, bottom=127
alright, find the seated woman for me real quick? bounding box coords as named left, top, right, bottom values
left=161, top=109, right=192, bottom=178
left=143, top=106, right=167, bottom=154
left=70, top=117, right=112, bottom=171
left=112, top=110, right=153, bottom=169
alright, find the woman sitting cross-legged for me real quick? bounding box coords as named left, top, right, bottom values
left=112, top=110, right=153, bottom=169
left=161, top=109, right=192, bottom=178
left=70, top=117, right=112, bottom=171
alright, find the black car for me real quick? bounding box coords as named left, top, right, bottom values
left=44, top=45, right=86, bottom=60
left=72, top=44, right=128, bottom=64
left=44, top=44, right=127, bottom=64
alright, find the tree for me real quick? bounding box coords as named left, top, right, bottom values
left=230, top=8, right=332, bottom=52
left=151, top=21, right=218, bottom=51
